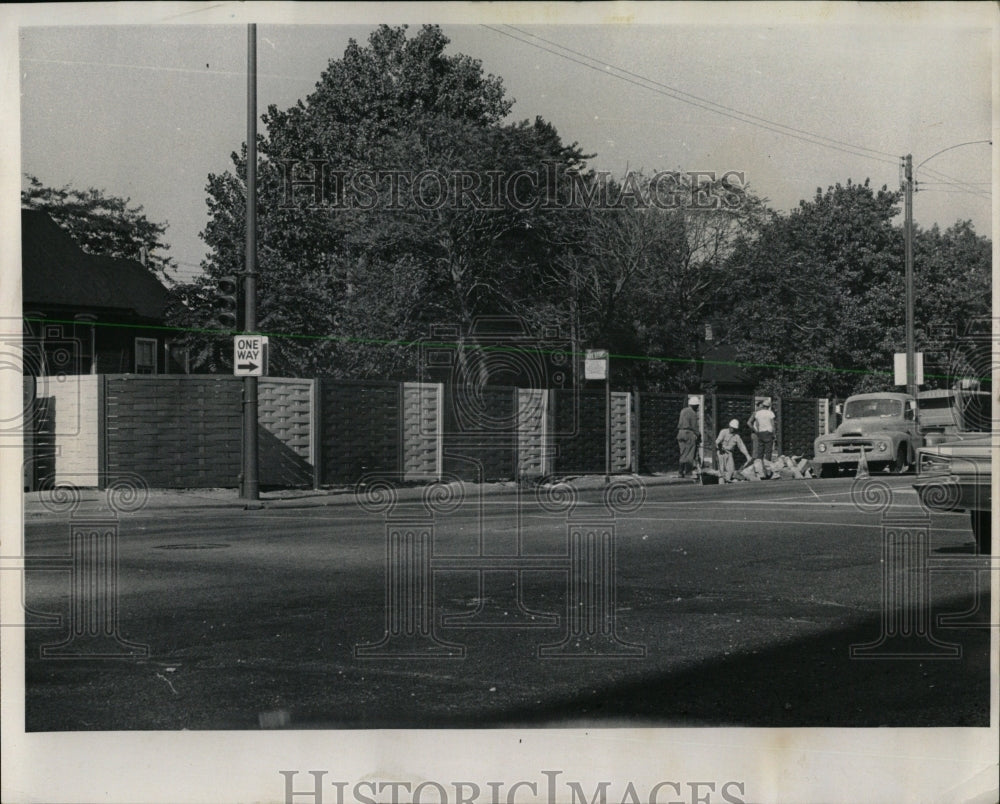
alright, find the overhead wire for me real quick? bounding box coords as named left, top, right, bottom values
left=501, top=24, right=901, bottom=162
left=483, top=25, right=898, bottom=169
left=484, top=24, right=989, bottom=200
left=915, top=164, right=990, bottom=198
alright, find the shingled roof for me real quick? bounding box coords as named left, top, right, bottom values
left=21, top=208, right=170, bottom=320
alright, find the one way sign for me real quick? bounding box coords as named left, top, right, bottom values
left=233, top=335, right=268, bottom=376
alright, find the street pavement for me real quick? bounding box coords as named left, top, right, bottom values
left=18, top=474, right=994, bottom=730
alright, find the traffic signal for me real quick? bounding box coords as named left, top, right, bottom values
left=216, top=275, right=240, bottom=331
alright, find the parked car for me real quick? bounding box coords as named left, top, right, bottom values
left=912, top=433, right=992, bottom=554
left=813, top=392, right=921, bottom=477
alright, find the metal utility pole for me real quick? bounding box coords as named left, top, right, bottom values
left=241, top=23, right=260, bottom=501
left=902, top=154, right=916, bottom=400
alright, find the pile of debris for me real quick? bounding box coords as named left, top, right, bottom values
left=700, top=455, right=815, bottom=484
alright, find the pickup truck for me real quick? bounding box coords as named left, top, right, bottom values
left=812, top=392, right=920, bottom=477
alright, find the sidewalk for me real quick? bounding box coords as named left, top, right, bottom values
left=22, top=472, right=697, bottom=517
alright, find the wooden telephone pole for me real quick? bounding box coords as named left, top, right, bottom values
left=902, top=154, right=916, bottom=401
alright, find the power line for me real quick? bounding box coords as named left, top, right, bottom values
left=486, top=24, right=991, bottom=203
left=482, top=25, right=898, bottom=169
left=502, top=24, right=901, bottom=162
left=915, top=164, right=990, bottom=198
left=916, top=187, right=993, bottom=196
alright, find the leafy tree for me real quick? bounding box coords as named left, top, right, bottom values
left=912, top=220, right=992, bottom=389
left=21, top=175, right=177, bottom=281
left=718, top=179, right=991, bottom=398
left=716, top=180, right=901, bottom=396
left=536, top=172, right=768, bottom=392
left=179, top=24, right=589, bottom=378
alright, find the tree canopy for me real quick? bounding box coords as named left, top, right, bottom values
left=718, top=180, right=990, bottom=397
left=169, top=24, right=991, bottom=396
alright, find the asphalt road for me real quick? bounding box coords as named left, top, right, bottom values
left=21, top=476, right=993, bottom=730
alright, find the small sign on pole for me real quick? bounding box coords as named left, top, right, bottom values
left=234, top=335, right=267, bottom=376
left=585, top=349, right=608, bottom=381
left=893, top=352, right=923, bottom=386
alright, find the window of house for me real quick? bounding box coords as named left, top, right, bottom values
left=134, top=338, right=157, bottom=374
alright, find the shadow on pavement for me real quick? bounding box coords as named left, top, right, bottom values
left=292, top=592, right=992, bottom=729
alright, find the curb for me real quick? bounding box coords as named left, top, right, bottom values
left=22, top=473, right=694, bottom=518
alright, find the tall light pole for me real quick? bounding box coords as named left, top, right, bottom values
left=241, top=23, right=259, bottom=501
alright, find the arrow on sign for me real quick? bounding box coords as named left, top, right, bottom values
left=238, top=362, right=258, bottom=372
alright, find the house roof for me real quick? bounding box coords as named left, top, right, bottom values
left=21, top=209, right=170, bottom=320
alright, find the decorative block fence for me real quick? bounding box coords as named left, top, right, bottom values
left=23, top=374, right=828, bottom=490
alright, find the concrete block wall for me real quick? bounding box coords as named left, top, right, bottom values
left=319, top=379, right=400, bottom=484
left=401, top=382, right=442, bottom=480
left=258, top=378, right=314, bottom=487
left=779, top=398, right=824, bottom=458
left=517, top=388, right=551, bottom=477
left=636, top=393, right=687, bottom=473
left=442, top=385, right=519, bottom=482
left=22, top=374, right=826, bottom=489
left=23, top=373, right=99, bottom=488
left=611, top=391, right=631, bottom=472
left=104, top=375, right=241, bottom=488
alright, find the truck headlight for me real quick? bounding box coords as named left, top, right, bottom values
left=877, top=442, right=888, bottom=452
left=817, top=443, right=827, bottom=453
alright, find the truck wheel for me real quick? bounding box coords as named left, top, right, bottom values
left=971, top=510, right=991, bottom=554
left=890, top=446, right=909, bottom=474
left=819, top=463, right=837, bottom=479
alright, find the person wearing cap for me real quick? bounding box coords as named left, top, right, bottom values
left=749, top=398, right=777, bottom=478
left=747, top=400, right=761, bottom=458
left=716, top=419, right=751, bottom=482
left=676, top=395, right=701, bottom=478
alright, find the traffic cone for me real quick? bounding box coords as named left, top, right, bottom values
left=856, top=447, right=869, bottom=479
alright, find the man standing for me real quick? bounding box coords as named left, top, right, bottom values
left=750, top=398, right=777, bottom=478
left=677, top=395, right=701, bottom=478
left=747, top=401, right=761, bottom=459
left=716, top=419, right=751, bottom=482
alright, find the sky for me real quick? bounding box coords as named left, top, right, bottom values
left=1, top=5, right=998, bottom=804
left=12, top=5, right=994, bottom=285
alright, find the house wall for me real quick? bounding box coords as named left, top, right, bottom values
left=93, top=325, right=169, bottom=374
left=23, top=313, right=171, bottom=376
